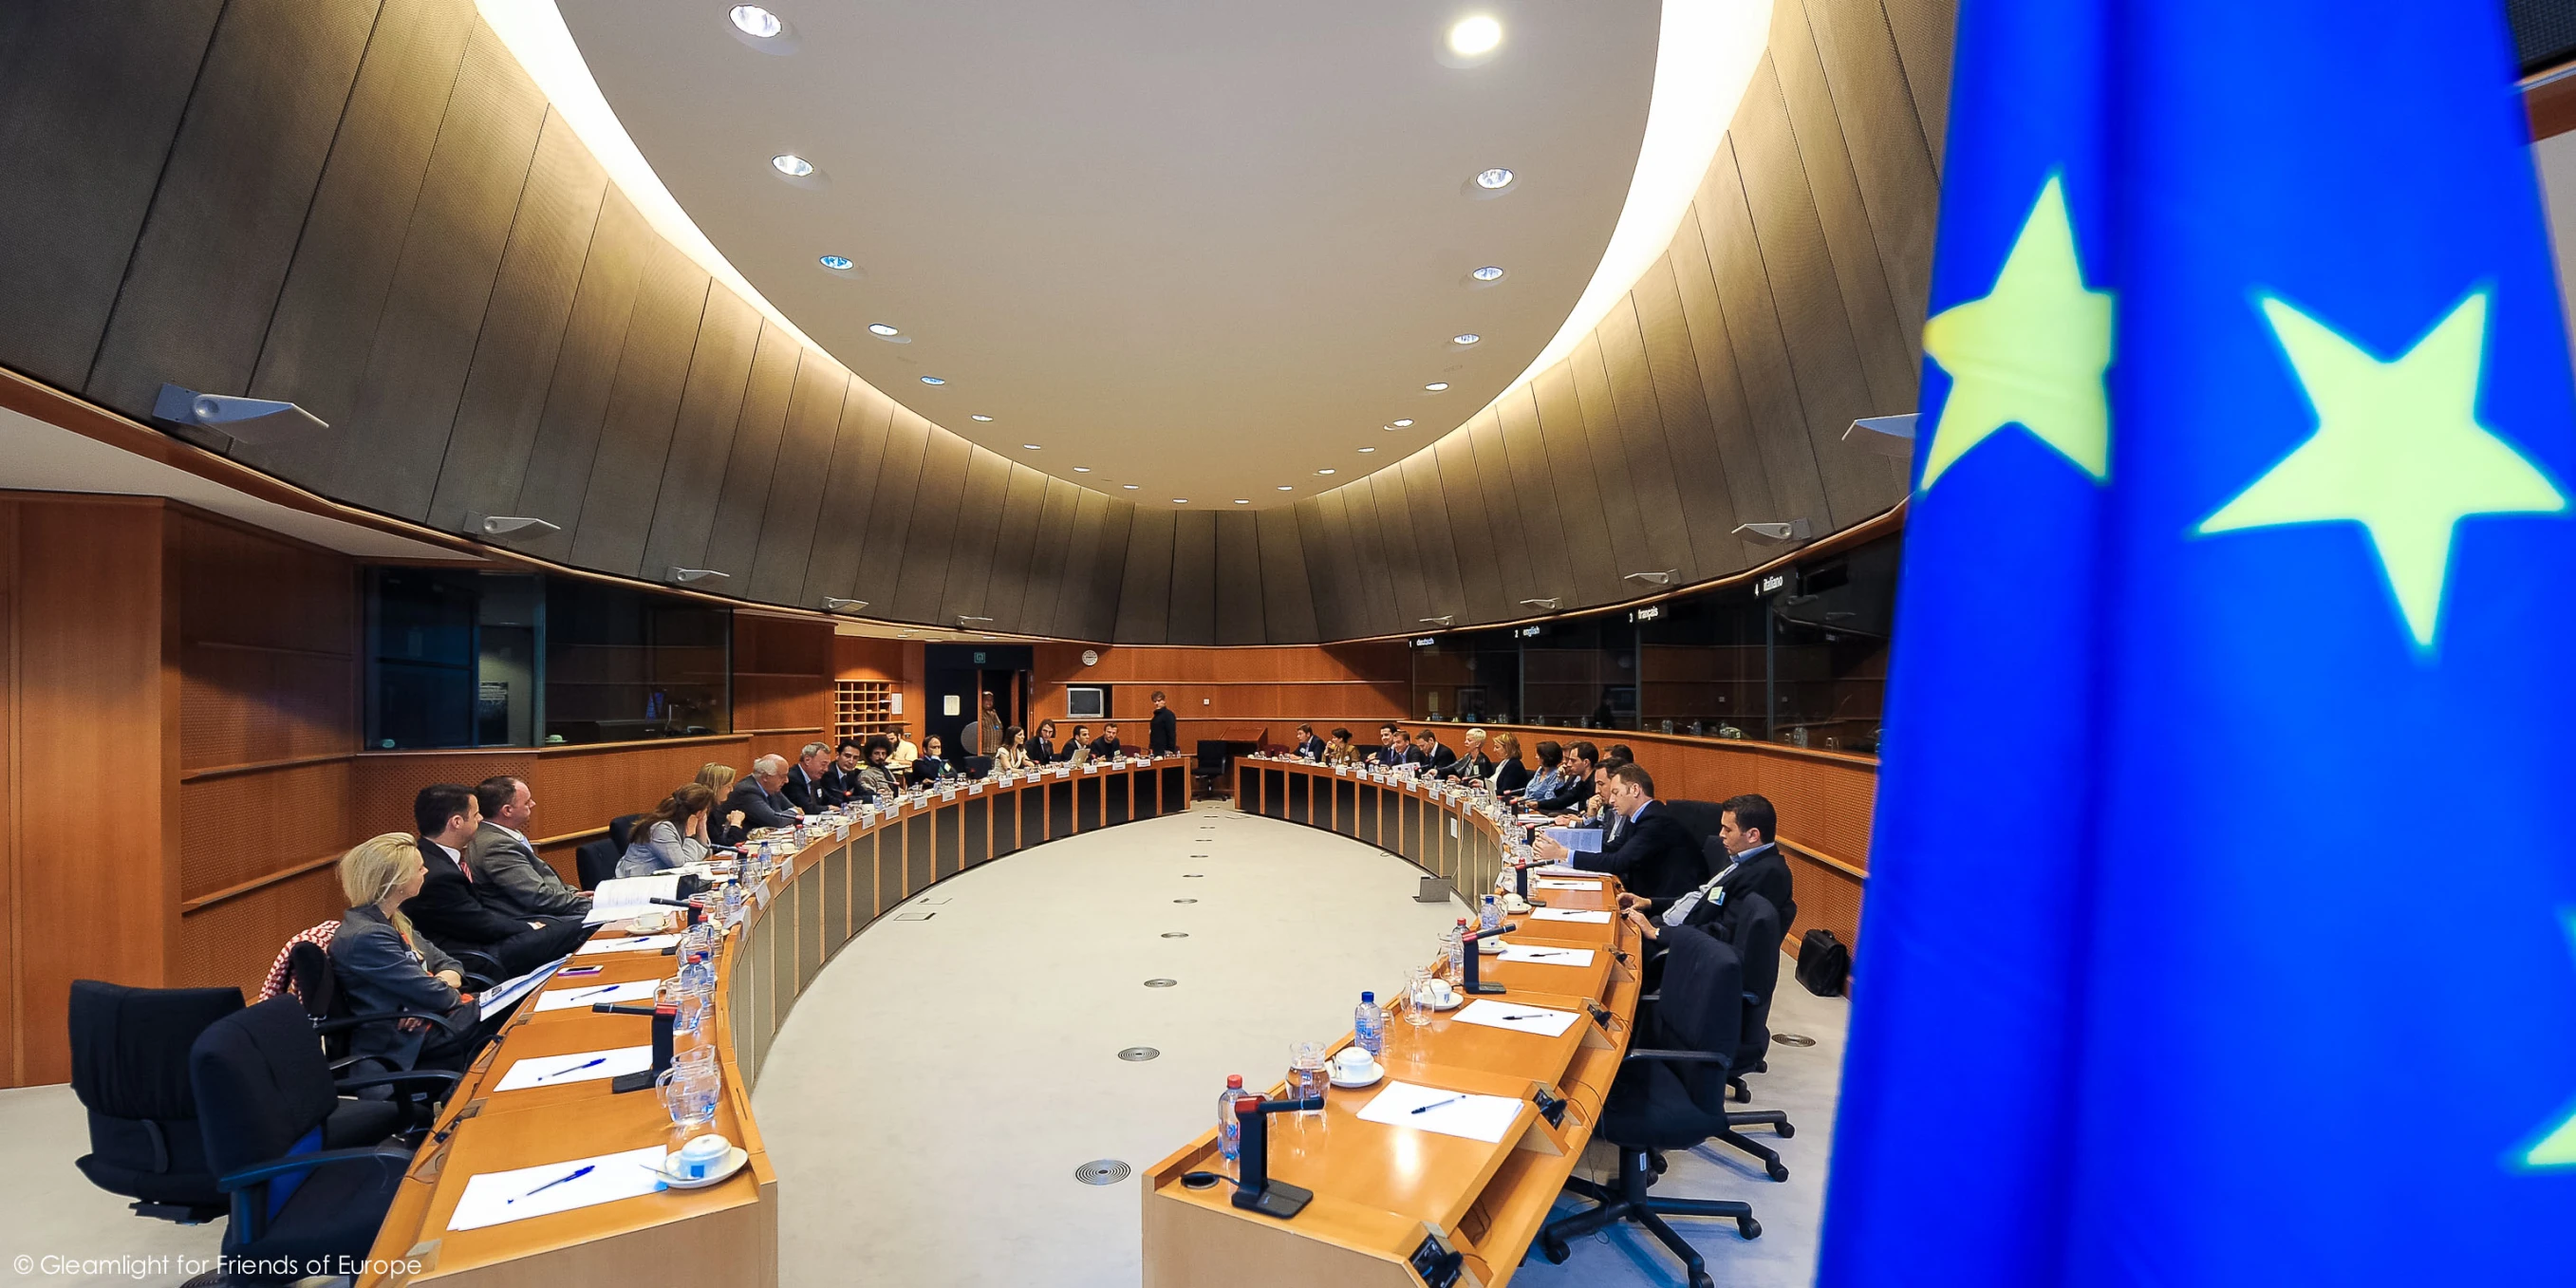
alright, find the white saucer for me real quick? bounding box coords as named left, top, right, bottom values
left=647, top=1145, right=749, bottom=1190
left=1419, top=993, right=1464, bottom=1012
left=1328, top=1064, right=1384, bottom=1088
left=1478, top=937, right=1506, bottom=955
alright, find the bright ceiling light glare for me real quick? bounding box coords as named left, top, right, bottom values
left=1358, top=447, right=1376, bottom=453
left=1424, top=383, right=1449, bottom=392
left=1123, top=483, right=1139, bottom=490
left=1448, top=15, right=1503, bottom=56
left=1233, top=499, right=1249, bottom=505
left=730, top=6, right=782, bottom=38
left=1473, top=265, right=1505, bottom=281
left=817, top=254, right=854, bottom=271
left=868, top=323, right=899, bottom=336
left=1172, top=498, right=1189, bottom=504
left=1021, top=443, right=1041, bottom=451
left=1392, top=419, right=1414, bottom=426
left=1316, top=468, right=1336, bottom=476
left=1074, top=466, right=1092, bottom=472
left=1277, top=485, right=1295, bottom=491
left=1475, top=167, right=1514, bottom=190
left=920, top=376, right=946, bottom=385
left=1452, top=333, right=1481, bottom=345
left=771, top=153, right=813, bottom=177
left=970, top=414, right=993, bottom=421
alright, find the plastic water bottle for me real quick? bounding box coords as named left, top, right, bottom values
left=1480, top=893, right=1503, bottom=934
left=1354, top=992, right=1386, bottom=1057
left=1218, top=1074, right=1246, bottom=1168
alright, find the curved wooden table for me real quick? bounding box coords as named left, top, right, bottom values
left=1139, top=756, right=1641, bottom=1288
left=361, top=756, right=1191, bottom=1287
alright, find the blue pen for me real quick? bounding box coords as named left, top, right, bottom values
left=509, top=1164, right=593, bottom=1202
left=533, top=1056, right=607, bottom=1083
left=567, top=983, right=624, bottom=1000
left=1410, top=1094, right=1468, bottom=1115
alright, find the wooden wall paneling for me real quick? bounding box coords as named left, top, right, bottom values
left=1295, top=493, right=1358, bottom=641
left=178, top=760, right=357, bottom=905
left=504, top=189, right=657, bottom=563
left=1696, top=138, right=1838, bottom=537
left=1335, top=481, right=1394, bottom=637
left=423, top=110, right=610, bottom=531
left=1398, top=454, right=1469, bottom=624
left=1730, top=58, right=1903, bottom=526
left=83, top=0, right=377, bottom=421
left=1114, top=507, right=1178, bottom=644
left=1866, top=0, right=1957, bottom=175
left=2, top=523, right=18, bottom=1077
left=1438, top=421, right=1511, bottom=622
left=1567, top=332, right=1673, bottom=585
left=1803, top=0, right=1946, bottom=343
left=1594, top=303, right=1704, bottom=580
left=1369, top=472, right=1433, bottom=629
left=1491, top=387, right=1581, bottom=605
left=1049, top=491, right=1111, bottom=641
left=847, top=408, right=929, bottom=612
left=637, top=291, right=761, bottom=579
left=1252, top=507, right=1318, bottom=643
left=176, top=866, right=343, bottom=1010
left=745, top=358, right=850, bottom=604
left=1167, top=510, right=1219, bottom=646
left=0, top=1, right=223, bottom=391
left=1668, top=204, right=1788, bottom=565
left=237, top=0, right=476, bottom=466
left=937, top=448, right=1015, bottom=625
left=1019, top=478, right=1081, bottom=638
left=886, top=430, right=970, bottom=622
left=797, top=380, right=897, bottom=607
left=567, top=241, right=714, bottom=574
left=1211, top=512, right=1265, bottom=645
left=317, top=22, right=548, bottom=519
left=1627, top=257, right=1750, bottom=575
left=1086, top=501, right=1137, bottom=642
left=1771, top=3, right=1920, bottom=420
left=699, top=326, right=804, bottom=582
left=982, top=464, right=1050, bottom=635
left=1528, top=366, right=1626, bottom=605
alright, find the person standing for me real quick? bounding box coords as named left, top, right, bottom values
left=973, top=691, right=1006, bottom=758
left=1148, top=690, right=1179, bottom=756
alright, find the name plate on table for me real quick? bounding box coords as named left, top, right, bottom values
left=967, top=783, right=983, bottom=794
left=1054, top=766, right=1073, bottom=778
left=1335, top=766, right=1350, bottom=776
left=941, top=787, right=959, bottom=802
left=1083, top=763, right=1100, bottom=774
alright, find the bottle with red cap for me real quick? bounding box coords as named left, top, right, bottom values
left=1218, top=1073, right=1247, bottom=1171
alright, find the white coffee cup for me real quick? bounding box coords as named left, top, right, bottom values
left=677, top=1132, right=731, bottom=1179
left=1332, top=1046, right=1376, bottom=1078
left=1429, top=980, right=1457, bottom=1005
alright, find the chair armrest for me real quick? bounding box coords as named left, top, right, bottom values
left=336, top=1069, right=462, bottom=1095
left=216, top=1144, right=419, bottom=1191
left=312, top=1006, right=475, bottom=1036
left=1623, top=1047, right=1732, bottom=1072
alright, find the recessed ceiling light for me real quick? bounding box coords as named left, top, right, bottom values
left=772, top=153, right=813, bottom=177
left=1449, top=15, right=1503, bottom=56
left=1425, top=383, right=1449, bottom=391
left=1391, top=419, right=1414, bottom=427
left=1358, top=447, right=1376, bottom=453
left=1233, top=499, right=1249, bottom=504
left=920, top=376, right=946, bottom=385
left=1123, top=483, right=1139, bottom=490
left=818, top=254, right=854, bottom=271
left=1472, top=265, right=1505, bottom=282
left=1316, top=468, right=1336, bottom=476
left=1452, top=333, right=1481, bottom=345
left=1073, top=466, right=1091, bottom=472
left=868, top=323, right=899, bottom=336
left=1021, top=443, right=1041, bottom=450
left=1474, top=167, right=1515, bottom=190
left=1277, top=485, right=1294, bottom=491
left=970, top=414, right=993, bottom=421
left=730, top=6, right=782, bottom=38
left=1172, top=498, right=1189, bottom=504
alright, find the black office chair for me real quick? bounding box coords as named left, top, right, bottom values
left=961, top=755, right=995, bottom=778
left=1663, top=798, right=1730, bottom=859
left=190, top=997, right=435, bottom=1283
left=607, top=812, right=643, bottom=852
left=278, top=943, right=476, bottom=1125
left=68, top=980, right=244, bottom=1223
left=576, top=837, right=621, bottom=890
left=1193, top=738, right=1232, bottom=798
left=1535, top=925, right=1759, bottom=1288
left=1710, top=893, right=1793, bottom=1180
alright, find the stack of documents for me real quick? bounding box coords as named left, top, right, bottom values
left=1539, top=827, right=1602, bottom=853
left=446, top=1146, right=672, bottom=1231
left=478, top=960, right=564, bottom=1018
left=1355, top=1081, right=1525, bottom=1143
left=1452, top=999, right=1581, bottom=1037
left=583, top=874, right=681, bottom=925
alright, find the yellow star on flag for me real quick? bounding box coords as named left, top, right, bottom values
left=2197, top=291, right=2567, bottom=650
left=1918, top=172, right=2115, bottom=490
left=2517, top=909, right=2576, bottom=1170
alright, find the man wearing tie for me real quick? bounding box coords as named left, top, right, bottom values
left=464, top=775, right=588, bottom=919
left=1533, top=763, right=1701, bottom=901
left=781, top=743, right=837, bottom=812
left=401, top=784, right=590, bottom=978
left=1292, top=723, right=1327, bottom=759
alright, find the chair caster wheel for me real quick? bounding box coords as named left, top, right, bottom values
left=1765, top=1159, right=1790, bottom=1182
left=1690, top=1271, right=1716, bottom=1288
left=1775, top=1122, right=1795, bottom=1139
left=1738, top=1217, right=1763, bottom=1240
left=1649, top=1149, right=1667, bottom=1176
left=1730, top=1083, right=1749, bottom=1103
left=1539, top=1235, right=1570, bottom=1265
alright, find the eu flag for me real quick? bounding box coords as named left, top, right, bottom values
left=1822, top=2, right=2576, bottom=1282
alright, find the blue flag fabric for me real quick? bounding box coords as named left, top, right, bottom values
left=1822, top=2, right=2576, bottom=1283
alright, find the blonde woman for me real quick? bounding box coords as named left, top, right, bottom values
left=1485, top=732, right=1531, bottom=795
left=327, top=833, right=483, bottom=1072
left=696, top=762, right=747, bottom=846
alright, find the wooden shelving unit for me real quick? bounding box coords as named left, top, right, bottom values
left=835, top=680, right=897, bottom=741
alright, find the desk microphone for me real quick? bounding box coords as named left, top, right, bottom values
left=1229, top=1095, right=1321, bottom=1219
left=1461, top=928, right=1504, bottom=996
left=592, top=999, right=678, bottom=1092
left=647, top=896, right=702, bottom=924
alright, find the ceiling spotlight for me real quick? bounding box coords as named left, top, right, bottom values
left=472, top=514, right=559, bottom=539
left=1623, top=569, right=1677, bottom=586
left=1233, top=499, right=1249, bottom=504
left=920, top=376, right=945, bottom=385
left=1843, top=413, right=1920, bottom=457
left=1316, top=468, right=1336, bottom=476
left=1448, top=15, right=1503, bottom=56
left=1474, top=167, right=1514, bottom=190
left=1452, top=333, right=1481, bottom=345
left=1519, top=597, right=1563, bottom=611
left=821, top=597, right=869, bottom=614
left=1021, top=443, right=1041, bottom=450
left=1074, top=466, right=1091, bottom=472
left=868, top=323, right=899, bottom=336
left=1172, top=498, right=1189, bottom=504
left=151, top=383, right=328, bottom=444
left=1277, top=485, right=1295, bottom=491
left=1358, top=447, right=1376, bottom=454
left=1420, top=615, right=1456, bottom=627
left=771, top=153, right=813, bottom=177
left=971, top=414, right=993, bottom=421
left=1123, top=483, right=1139, bottom=490
left=818, top=254, right=854, bottom=271
left=730, top=6, right=782, bottom=38
left=1391, top=419, right=1413, bottom=427
left=1734, top=519, right=1816, bottom=545
left=1424, top=383, right=1449, bottom=392
left=1472, top=265, right=1505, bottom=282
left=668, top=567, right=731, bottom=585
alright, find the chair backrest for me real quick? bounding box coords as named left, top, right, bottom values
left=1194, top=738, right=1232, bottom=773
left=961, top=755, right=994, bottom=778
left=188, top=996, right=341, bottom=1182
left=68, top=980, right=243, bottom=1210
left=575, top=838, right=621, bottom=890
left=1662, top=797, right=1730, bottom=852
left=607, top=813, right=643, bottom=852
left=1721, top=893, right=1783, bottom=1070
left=1652, top=927, right=1748, bottom=1121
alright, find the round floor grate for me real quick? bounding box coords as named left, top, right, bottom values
left=1162, top=932, right=1189, bottom=938
left=1074, top=1159, right=1132, bottom=1185
left=1145, top=978, right=1178, bottom=988
left=1773, top=1033, right=1818, bottom=1047
left=1118, top=1047, right=1160, bottom=1062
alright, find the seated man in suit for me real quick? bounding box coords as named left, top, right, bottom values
left=729, top=755, right=802, bottom=831
left=1406, top=728, right=1458, bottom=775
left=823, top=737, right=874, bottom=805
left=400, top=784, right=590, bottom=979
left=1372, top=723, right=1409, bottom=766
left=1292, top=723, right=1327, bottom=760
left=1532, top=763, right=1702, bottom=901
left=1621, top=793, right=1794, bottom=940
left=1523, top=741, right=1597, bottom=813
left=1089, top=722, right=1124, bottom=758
left=465, top=775, right=588, bottom=920
left=1063, top=723, right=1092, bottom=760
left=781, top=742, right=836, bottom=812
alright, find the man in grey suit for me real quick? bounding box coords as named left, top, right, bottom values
left=467, top=775, right=588, bottom=919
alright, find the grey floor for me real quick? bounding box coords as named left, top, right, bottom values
left=0, top=803, right=1846, bottom=1288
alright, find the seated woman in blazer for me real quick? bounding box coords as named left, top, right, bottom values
left=991, top=725, right=1036, bottom=774
left=1323, top=727, right=1360, bottom=765
left=328, top=832, right=488, bottom=1073
left=616, top=784, right=717, bottom=879
left=1484, top=732, right=1532, bottom=795
left=1029, top=719, right=1062, bottom=764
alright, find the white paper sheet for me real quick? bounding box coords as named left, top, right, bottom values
left=1539, top=827, right=1603, bottom=853
left=477, top=960, right=564, bottom=1018
left=533, top=978, right=660, bottom=1013
left=576, top=934, right=681, bottom=956
left=583, top=874, right=682, bottom=924
left=1496, top=943, right=1596, bottom=967
left=1531, top=878, right=1601, bottom=890
left=493, top=1045, right=655, bottom=1092
left=1452, top=999, right=1580, bottom=1038
left=444, top=1145, right=670, bottom=1232
left=1354, top=1081, right=1524, bottom=1144
left=1529, top=907, right=1613, bottom=924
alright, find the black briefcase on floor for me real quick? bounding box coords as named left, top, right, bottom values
left=1795, top=928, right=1850, bottom=997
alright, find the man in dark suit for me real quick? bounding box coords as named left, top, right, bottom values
left=781, top=742, right=836, bottom=812
left=1524, top=741, right=1597, bottom=813
left=1089, top=722, right=1124, bottom=758
left=401, top=784, right=590, bottom=979
left=729, top=756, right=801, bottom=831
left=1406, top=729, right=1458, bottom=775
left=1372, top=723, right=1409, bottom=766
left=1148, top=691, right=1180, bottom=756
left=465, top=775, right=588, bottom=919
left=1620, top=792, right=1796, bottom=935
left=822, top=737, right=874, bottom=805
left=1535, top=763, right=1703, bottom=901
left=1292, top=723, right=1327, bottom=760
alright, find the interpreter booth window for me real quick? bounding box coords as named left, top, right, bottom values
left=542, top=579, right=731, bottom=745
left=1409, top=630, right=1521, bottom=725
left=1634, top=590, right=1764, bottom=739
left=1765, top=537, right=1897, bottom=754
left=363, top=570, right=545, bottom=750
left=1513, top=617, right=1637, bottom=730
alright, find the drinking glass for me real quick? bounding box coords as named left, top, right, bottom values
left=1405, top=968, right=1434, bottom=1026
left=1289, top=1041, right=1329, bottom=1113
